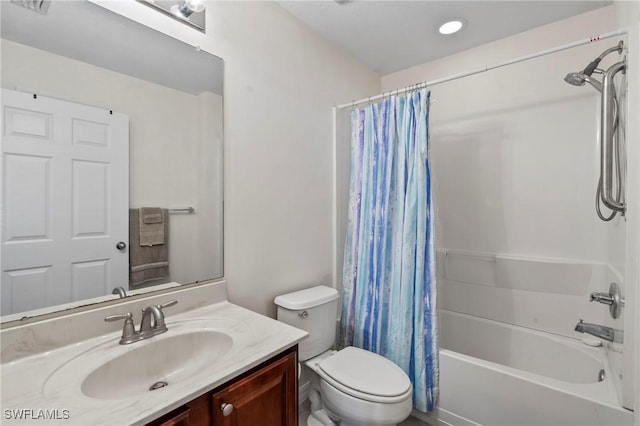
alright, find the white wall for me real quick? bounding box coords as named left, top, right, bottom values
left=217, top=2, right=379, bottom=317
left=1, top=39, right=223, bottom=285
left=381, top=5, right=636, bottom=409
left=91, top=1, right=380, bottom=317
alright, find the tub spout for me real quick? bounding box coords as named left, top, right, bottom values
left=574, top=319, right=618, bottom=342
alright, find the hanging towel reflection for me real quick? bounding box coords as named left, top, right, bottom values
left=129, top=208, right=169, bottom=286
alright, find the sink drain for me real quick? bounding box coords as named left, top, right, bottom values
left=149, top=381, right=169, bottom=391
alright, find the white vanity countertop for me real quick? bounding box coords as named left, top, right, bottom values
left=1, top=301, right=308, bottom=425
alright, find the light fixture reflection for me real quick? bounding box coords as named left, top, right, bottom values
left=170, top=0, right=205, bottom=19
left=139, top=0, right=206, bottom=31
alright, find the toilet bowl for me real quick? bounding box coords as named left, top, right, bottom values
left=274, top=286, right=413, bottom=426
left=307, top=347, right=412, bottom=426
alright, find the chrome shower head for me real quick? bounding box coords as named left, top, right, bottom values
left=564, top=72, right=586, bottom=86
left=564, top=72, right=602, bottom=92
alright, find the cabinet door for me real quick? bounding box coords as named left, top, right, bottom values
left=149, top=394, right=210, bottom=426
left=211, top=351, right=297, bottom=426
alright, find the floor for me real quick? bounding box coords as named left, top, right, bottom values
left=298, top=401, right=430, bottom=426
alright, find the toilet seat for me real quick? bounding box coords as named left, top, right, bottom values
left=316, top=346, right=412, bottom=404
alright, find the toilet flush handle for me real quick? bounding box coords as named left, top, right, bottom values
left=298, top=310, right=309, bottom=319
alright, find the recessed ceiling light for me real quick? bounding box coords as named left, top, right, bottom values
left=438, top=20, right=465, bottom=35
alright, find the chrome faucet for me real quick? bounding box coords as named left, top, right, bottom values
left=105, top=300, right=177, bottom=345
left=574, top=319, right=620, bottom=343
left=112, top=286, right=128, bottom=298
left=140, top=301, right=177, bottom=333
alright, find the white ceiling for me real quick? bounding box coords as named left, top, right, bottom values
left=278, top=0, right=612, bottom=75
left=1, top=0, right=223, bottom=95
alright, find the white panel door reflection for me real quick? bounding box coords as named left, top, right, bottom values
left=1, top=89, right=129, bottom=315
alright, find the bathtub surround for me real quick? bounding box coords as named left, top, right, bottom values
left=379, top=4, right=638, bottom=414
left=341, top=89, right=438, bottom=412
left=434, top=311, right=632, bottom=426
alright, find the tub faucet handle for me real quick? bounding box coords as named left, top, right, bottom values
left=590, top=292, right=614, bottom=304
left=590, top=283, right=624, bottom=319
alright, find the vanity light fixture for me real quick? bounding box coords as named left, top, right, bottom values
left=438, top=19, right=465, bottom=35
left=170, top=0, right=205, bottom=19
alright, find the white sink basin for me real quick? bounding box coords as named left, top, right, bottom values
left=41, top=321, right=237, bottom=402
left=80, top=331, right=232, bottom=400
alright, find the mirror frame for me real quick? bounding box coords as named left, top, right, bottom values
left=0, top=0, right=225, bottom=328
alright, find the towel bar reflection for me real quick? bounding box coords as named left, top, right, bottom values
left=168, top=207, right=195, bottom=214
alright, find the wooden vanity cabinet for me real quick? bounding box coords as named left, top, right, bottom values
left=147, top=346, right=297, bottom=426
left=211, top=348, right=297, bottom=425
left=150, top=394, right=211, bottom=426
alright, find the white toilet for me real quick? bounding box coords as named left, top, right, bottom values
left=275, top=286, right=413, bottom=426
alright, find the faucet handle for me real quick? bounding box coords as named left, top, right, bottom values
left=104, top=312, right=133, bottom=322
left=105, top=312, right=138, bottom=344
left=152, top=300, right=177, bottom=330
left=590, top=292, right=614, bottom=305
left=158, top=300, right=178, bottom=310
left=590, top=283, right=624, bottom=319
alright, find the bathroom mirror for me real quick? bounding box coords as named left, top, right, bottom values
left=0, top=0, right=224, bottom=322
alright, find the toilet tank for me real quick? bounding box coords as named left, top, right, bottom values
left=274, top=286, right=339, bottom=361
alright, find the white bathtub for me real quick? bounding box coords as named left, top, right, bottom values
left=424, top=310, right=633, bottom=426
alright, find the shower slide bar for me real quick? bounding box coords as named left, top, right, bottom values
left=335, top=28, right=629, bottom=110
left=600, top=59, right=627, bottom=214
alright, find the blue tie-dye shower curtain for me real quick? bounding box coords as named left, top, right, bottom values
left=340, top=88, right=438, bottom=412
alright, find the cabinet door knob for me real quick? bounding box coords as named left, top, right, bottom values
left=221, top=403, right=234, bottom=416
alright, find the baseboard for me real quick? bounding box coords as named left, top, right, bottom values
left=412, top=408, right=481, bottom=426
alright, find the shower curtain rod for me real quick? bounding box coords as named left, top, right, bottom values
left=336, top=28, right=629, bottom=110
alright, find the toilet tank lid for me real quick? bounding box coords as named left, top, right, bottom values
left=274, top=286, right=339, bottom=310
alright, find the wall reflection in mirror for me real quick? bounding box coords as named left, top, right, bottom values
left=0, top=0, right=224, bottom=321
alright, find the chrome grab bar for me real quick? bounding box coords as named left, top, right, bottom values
left=599, top=59, right=626, bottom=214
